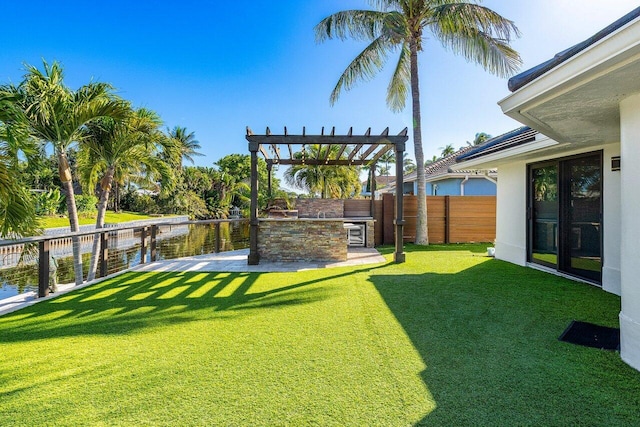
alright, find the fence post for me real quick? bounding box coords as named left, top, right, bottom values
left=100, top=231, right=109, bottom=278
left=444, top=196, right=450, bottom=244
left=214, top=223, right=221, bottom=253
left=150, top=225, right=157, bottom=262
left=38, top=240, right=50, bottom=298
left=140, top=226, right=148, bottom=264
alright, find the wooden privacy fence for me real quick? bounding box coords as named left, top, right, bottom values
left=378, top=194, right=496, bottom=245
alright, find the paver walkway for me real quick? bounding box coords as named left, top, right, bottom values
left=137, top=247, right=386, bottom=273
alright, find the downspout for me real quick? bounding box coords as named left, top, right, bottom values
left=460, top=175, right=469, bottom=196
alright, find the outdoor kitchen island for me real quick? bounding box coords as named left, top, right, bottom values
left=257, top=217, right=375, bottom=263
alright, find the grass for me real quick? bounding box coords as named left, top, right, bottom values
left=1, top=244, right=639, bottom=425
left=38, top=211, right=163, bottom=229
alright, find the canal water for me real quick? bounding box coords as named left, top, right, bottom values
left=0, top=222, right=249, bottom=300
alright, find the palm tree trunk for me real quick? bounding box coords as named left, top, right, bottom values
left=410, top=37, right=429, bottom=245
left=87, top=166, right=115, bottom=282
left=58, top=151, right=84, bottom=285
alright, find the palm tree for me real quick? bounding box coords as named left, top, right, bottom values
left=166, top=126, right=202, bottom=170
left=79, top=106, right=170, bottom=281
left=468, top=131, right=492, bottom=146
left=403, top=154, right=417, bottom=174
left=4, top=60, right=129, bottom=285
left=378, top=150, right=395, bottom=176
left=285, top=145, right=361, bottom=198
left=0, top=93, right=39, bottom=237
left=316, top=0, right=521, bottom=244
left=439, top=143, right=455, bottom=157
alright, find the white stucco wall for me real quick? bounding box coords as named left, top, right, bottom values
left=602, top=144, right=621, bottom=296
left=619, top=93, right=640, bottom=371
left=495, top=162, right=527, bottom=266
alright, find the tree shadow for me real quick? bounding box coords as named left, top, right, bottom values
left=369, top=258, right=638, bottom=425
left=0, top=263, right=387, bottom=343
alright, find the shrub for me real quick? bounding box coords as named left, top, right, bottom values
left=75, top=194, right=98, bottom=213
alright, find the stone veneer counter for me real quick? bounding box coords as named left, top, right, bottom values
left=258, top=218, right=348, bottom=262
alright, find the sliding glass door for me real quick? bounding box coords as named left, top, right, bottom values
left=528, top=152, right=602, bottom=283
left=530, top=163, right=559, bottom=268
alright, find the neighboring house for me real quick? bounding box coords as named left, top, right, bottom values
left=402, top=146, right=497, bottom=196
left=361, top=175, right=397, bottom=198
left=453, top=7, right=640, bottom=371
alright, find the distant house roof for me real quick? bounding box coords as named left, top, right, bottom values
left=456, top=127, right=538, bottom=162
left=374, top=175, right=396, bottom=188
left=508, top=7, right=640, bottom=92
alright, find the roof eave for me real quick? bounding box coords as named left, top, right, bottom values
left=498, top=16, right=640, bottom=145
left=452, top=137, right=561, bottom=170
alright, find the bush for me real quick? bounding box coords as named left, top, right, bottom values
left=34, top=188, right=63, bottom=216
left=75, top=194, right=98, bottom=213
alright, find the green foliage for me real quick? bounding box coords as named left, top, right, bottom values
left=74, top=194, right=98, bottom=213
left=284, top=144, right=361, bottom=198
left=34, top=188, right=63, bottom=216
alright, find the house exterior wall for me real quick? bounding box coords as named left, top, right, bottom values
left=463, top=178, right=497, bottom=196
left=426, top=177, right=496, bottom=196
left=620, top=93, right=640, bottom=371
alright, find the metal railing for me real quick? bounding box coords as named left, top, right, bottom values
left=0, top=219, right=249, bottom=299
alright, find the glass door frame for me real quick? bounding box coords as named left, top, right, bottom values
left=527, top=151, right=603, bottom=285
left=527, top=160, right=559, bottom=270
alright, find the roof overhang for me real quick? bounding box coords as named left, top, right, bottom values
left=499, top=15, right=640, bottom=147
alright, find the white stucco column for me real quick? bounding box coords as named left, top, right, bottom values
left=602, top=144, right=621, bottom=296
left=495, top=162, right=527, bottom=266
left=619, top=93, right=640, bottom=370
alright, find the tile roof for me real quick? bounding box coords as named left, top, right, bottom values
left=508, top=7, right=640, bottom=92
left=404, top=145, right=491, bottom=182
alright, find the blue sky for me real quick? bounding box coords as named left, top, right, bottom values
left=1, top=0, right=638, bottom=171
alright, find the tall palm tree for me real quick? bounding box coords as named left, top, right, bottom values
left=79, top=106, right=170, bottom=281
left=316, top=0, right=521, bottom=244
left=4, top=60, right=129, bottom=285
left=166, top=126, right=202, bottom=170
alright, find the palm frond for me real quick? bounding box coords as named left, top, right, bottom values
left=430, top=2, right=522, bottom=76
left=330, top=34, right=397, bottom=105
left=315, top=10, right=389, bottom=42
left=386, top=41, right=411, bottom=111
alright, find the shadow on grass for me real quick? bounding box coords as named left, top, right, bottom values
left=0, top=263, right=386, bottom=343
left=377, top=243, right=489, bottom=255
left=370, top=256, right=640, bottom=425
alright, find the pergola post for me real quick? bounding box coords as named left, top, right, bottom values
left=266, top=161, right=273, bottom=199
left=370, top=162, right=377, bottom=217
left=394, top=142, right=406, bottom=263
left=248, top=142, right=260, bottom=265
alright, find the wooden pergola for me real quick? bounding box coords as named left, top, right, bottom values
left=245, top=126, right=408, bottom=265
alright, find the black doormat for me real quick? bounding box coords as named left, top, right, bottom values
left=559, top=320, right=620, bottom=350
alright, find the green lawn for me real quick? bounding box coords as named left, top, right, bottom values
left=1, top=244, right=639, bottom=425
left=38, top=211, right=163, bottom=229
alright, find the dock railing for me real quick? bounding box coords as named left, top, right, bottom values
left=0, top=219, right=249, bottom=299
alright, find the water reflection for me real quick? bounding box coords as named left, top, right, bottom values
left=0, top=222, right=249, bottom=299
